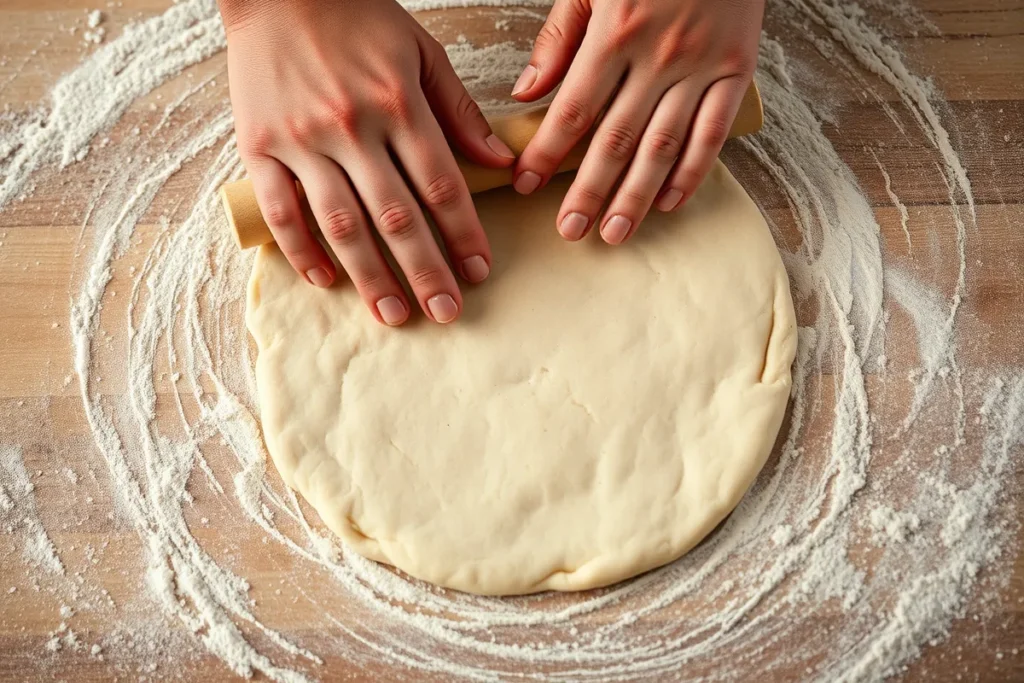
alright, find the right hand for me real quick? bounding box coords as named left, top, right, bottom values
left=221, top=0, right=516, bottom=325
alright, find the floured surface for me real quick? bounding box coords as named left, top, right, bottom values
left=247, top=162, right=796, bottom=595
left=0, top=1, right=1022, bottom=681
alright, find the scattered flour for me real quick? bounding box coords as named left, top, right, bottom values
left=84, top=10, right=106, bottom=45
left=771, top=525, right=794, bottom=546
left=868, top=505, right=921, bottom=544
left=869, top=147, right=913, bottom=252
left=0, top=446, right=64, bottom=576
left=0, top=0, right=1019, bottom=681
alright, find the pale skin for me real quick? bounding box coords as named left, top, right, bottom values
left=219, top=0, right=764, bottom=325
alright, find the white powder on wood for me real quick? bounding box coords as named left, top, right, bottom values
left=869, top=148, right=913, bottom=252
left=771, top=525, right=794, bottom=547
left=0, top=446, right=64, bottom=575
left=868, top=505, right=921, bottom=544
left=84, top=10, right=106, bottom=45
left=83, top=28, right=106, bottom=46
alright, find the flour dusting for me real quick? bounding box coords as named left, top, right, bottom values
left=0, top=0, right=1020, bottom=681
left=1, top=446, right=64, bottom=576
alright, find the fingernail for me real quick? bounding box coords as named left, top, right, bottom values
left=658, top=189, right=683, bottom=212
left=512, top=65, right=538, bottom=97
left=427, top=294, right=458, bottom=324
left=462, top=255, right=490, bottom=283
left=486, top=134, right=516, bottom=160
left=514, top=171, right=542, bottom=195
left=559, top=212, right=588, bottom=241
left=376, top=296, right=407, bottom=326
left=305, top=267, right=332, bottom=287
left=601, top=215, right=632, bottom=245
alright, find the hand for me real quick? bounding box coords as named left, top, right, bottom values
left=511, top=0, right=763, bottom=244
left=220, top=0, right=516, bottom=325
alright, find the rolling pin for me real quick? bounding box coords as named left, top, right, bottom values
left=220, top=81, right=763, bottom=250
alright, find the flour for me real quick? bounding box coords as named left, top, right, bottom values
left=771, top=525, right=794, bottom=546
left=84, top=10, right=106, bottom=46
left=868, top=505, right=920, bottom=544
left=0, top=0, right=1019, bottom=681
left=869, top=148, right=912, bottom=252
left=0, top=0, right=227, bottom=206
left=1, top=446, right=64, bottom=576
left=444, top=37, right=534, bottom=111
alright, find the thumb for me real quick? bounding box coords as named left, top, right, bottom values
left=512, top=0, right=591, bottom=102
left=421, top=39, right=517, bottom=169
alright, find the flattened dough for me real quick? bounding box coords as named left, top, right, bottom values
left=246, top=160, right=796, bottom=596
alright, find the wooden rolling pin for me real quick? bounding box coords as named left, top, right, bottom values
left=220, top=81, right=763, bottom=250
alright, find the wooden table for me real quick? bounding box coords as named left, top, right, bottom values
left=0, top=1, right=1021, bottom=681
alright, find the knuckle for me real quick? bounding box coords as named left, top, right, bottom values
left=285, top=246, right=319, bottom=266
left=722, top=48, right=756, bottom=76
left=698, top=117, right=730, bottom=151
left=424, top=36, right=447, bottom=61
left=421, top=173, right=463, bottom=210
left=320, top=96, right=360, bottom=135
left=654, top=37, right=689, bottom=71
left=321, top=208, right=362, bottom=246
left=352, top=270, right=387, bottom=292
left=262, top=201, right=298, bottom=229
left=573, top=184, right=606, bottom=207
left=376, top=87, right=412, bottom=124
left=407, top=266, right=445, bottom=289
left=678, top=167, right=705, bottom=193
left=606, top=29, right=628, bottom=51
left=527, top=144, right=563, bottom=172
left=284, top=114, right=317, bottom=146
left=644, top=129, right=684, bottom=160
left=608, top=4, right=648, bottom=48
left=648, top=25, right=711, bottom=72
left=445, top=226, right=480, bottom=251
left=679, top=26, right=712, bottom=62
left=598, top=122, right=639, bottom=162
left=377, top=201, right=419, bottom=240
left=238, top=124, right=274, bottom=158
left=554, top=96, right=593, bottom=136
left=617, top=186, right=649, bottom=205
left=564, top=0, right=590, bottom=25
left=535, top=20, right=566, bottom=50
left=455, top=90, right=483, bottom=123
left=607, top=25, right=636, bottom=51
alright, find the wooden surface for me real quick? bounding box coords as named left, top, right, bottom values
left=0, top=1, right=1022, bottom=682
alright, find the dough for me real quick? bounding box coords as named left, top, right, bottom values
left=246, top=160, right=796, bottom=596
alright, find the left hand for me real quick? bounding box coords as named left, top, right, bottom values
left=511, top=0, right=764, bottom=244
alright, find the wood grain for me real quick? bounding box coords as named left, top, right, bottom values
left=0, top=1, right=1021, bottom=682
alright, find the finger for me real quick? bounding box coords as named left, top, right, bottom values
left=555, top=77, right=665, bottom=241
left=598, top=79, right=703, bottom=245
left=512, top=0, right=591, bottom=102
left=660, top=76, right=750, bottom=211
left=295, top=156, right=410, bottom=326
left=343, top=147, right=463, bottom=324
left=390, top=97, right=493, bottom=285
left=419, top=37, right=516, bottom=169
left=514, top=39, right=626, bottom=195
left=247, top=156, right=336, bottom=287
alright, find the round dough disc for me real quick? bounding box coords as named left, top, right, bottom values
left=246, top=160, right=796, bottom=596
